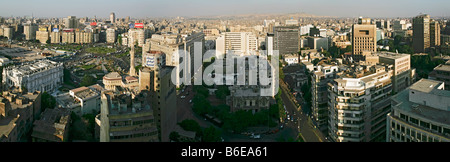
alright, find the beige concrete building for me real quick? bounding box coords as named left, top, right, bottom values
left=98, top=90, right=158, bottom=142
left=62, top=31, right=75, bottom=44
left=352, top=17, right=377, bottom=59
left=102, top=72, right=139, bottom=91
left=75, top=31, right=93, bottom=44
left=377, top=52, right=412, bottom=93
left=24, top=24, right=38, bottom=40
left=106, top=28, right=116, bottom=44
left=36, top=31, right=49, bottom=44
left=50, top=32, right=61, bottom=44
left=430, top=20, right=440, bottom=47
left=387, top=79, right=450, bottom=142
left=139, top=51, right=176, bottom=142
left=412, top=14, right=430, bottom=53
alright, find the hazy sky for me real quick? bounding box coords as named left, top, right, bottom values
left=0, top=0, right=449, bottom=18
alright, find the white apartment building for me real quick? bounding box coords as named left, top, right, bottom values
left=328, top=64, right=393, bottom=142
left=216, top=32, right=258, bottom=56
left=3, top=59, right=63, bottom=93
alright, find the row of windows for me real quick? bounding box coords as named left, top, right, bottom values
left=110, top=131, right=158, bottom=140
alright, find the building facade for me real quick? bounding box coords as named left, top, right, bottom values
left=387, top=79, right=450, bottom=142
left=98, top=91, right=158, bottom=142
left=352, top=17, right=377, bottom=58
left=328, top=64, right=393, bottom=142
left=3, top=59, right=63, bottom=93
left=273, top=26, right=300, bottom=55
left=412, top=14, right=430, bottom=53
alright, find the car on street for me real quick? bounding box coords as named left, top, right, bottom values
left=181, top=96, right=186, bottom=99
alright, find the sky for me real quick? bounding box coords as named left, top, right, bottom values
left=0, top=0, right=449, bottom=18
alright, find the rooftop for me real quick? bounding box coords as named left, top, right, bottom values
left=433, top=64, right=450, bottom=72
left=392, top=86, right=450, bottom=126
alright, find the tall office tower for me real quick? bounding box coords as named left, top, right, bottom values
left=106, top=28, right=115, bottom=43
left=99, top=90, right=159, bottom=142
left=328, top=64, right=393, bottom=142
left=273, top=26, right=300, bottom=55
left=129, top=45, right=137, bottom=77
left=430, top=20, right=441, bottom=47
left=412, top=14, right=430, bottom=53
left=110, top=12, right=115, bottom=24
left=311, top=63, right=340, bottom=134
left=65, top=16, right=78, bottom=28
left=139, top=51, right=176, bottom=142
left=24, top=24, right=38, bottom=40
left=352, top=17, right=377, bottom=59
left=387, top=79, right=450, bottom=142
left=215, top=32, right=258, bottom=55
left=125, top=16, right=130, bottom=23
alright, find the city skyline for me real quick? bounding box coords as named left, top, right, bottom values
left=1, top=0, right=450, bottom=19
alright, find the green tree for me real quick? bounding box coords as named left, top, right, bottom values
left=42, top=91, right=56, bottom=110
left=169, top=132, right=180, bottom=142
left=202, top=126, right=221, bottom=142
left=179, top=119, right=202, bottom=136
left=80, top=75, right=97, bottom=87
left=215, top=85, right=230, bottom=100
left=312, top=58, right=320, bottom=66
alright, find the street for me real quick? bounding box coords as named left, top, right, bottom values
left=280, top=80, right=327, bottom=142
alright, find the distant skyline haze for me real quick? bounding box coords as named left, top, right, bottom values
left=0, top=0, right=449, bottom=18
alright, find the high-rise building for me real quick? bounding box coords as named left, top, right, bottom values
left=61, top=31, right=75, bottom=44
left=50, top=32, right=61, bottom=44
left=430, top=20, right=441, bottom=47
left=352, top=17, right=377, bottom=58
left=412, top=14, right=430, bottom=53
left=328, top=64, right=393, bottom=142
left=311, top=63, right=340, bottom=134
left=215, top=32, right=258, bottom=55
left=3, top=26, right=13, bottom=40
left=128, top=28, right=147, bottom=47
left=106, top=28, right=115, bottom=43
left=265, top=33, right=274, bottom=56
left=377, top=53, right=412, bottom=93
left=139, top=51, right=176, bottom=142
left=387, top=79, right=450, bottom=142
left=36, top=30, right=49, bottom=44
left=98, top=90, right=159, bottom=142
left=24, top=24, right=38, bottom=40
left=75, top=31, right=93, bottom=44
left=273, top=26, right=300, bottom=55
left=65, top=16, right=78, bottom=29
left=110, top=12, right=115, bottom=24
